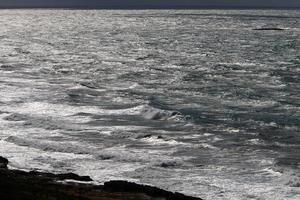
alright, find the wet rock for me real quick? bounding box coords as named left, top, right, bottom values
left=104, top=180, right=202, bottom=200
left=28, top=171, right=93, bottom=182
left=171, top=111, right=182, bottom=116
left=136, top=134, right=164, bottom=140
left=0, top=156, right=8, bottom=169
left=136, top=134, right=153, bottom=139
left=0, top=157, right=204, bottom=200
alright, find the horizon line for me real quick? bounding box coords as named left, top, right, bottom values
left=0, top=6, right=300, bottom=10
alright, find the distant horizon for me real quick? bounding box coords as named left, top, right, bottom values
left=0, top=6, right=300, bottom=10
left=0, top=0, right=299, bottom=9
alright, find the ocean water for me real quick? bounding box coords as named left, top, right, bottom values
left=0, top=9, right=299, bottom=199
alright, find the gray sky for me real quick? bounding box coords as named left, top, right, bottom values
left=0, top=0, right=299, bottom=8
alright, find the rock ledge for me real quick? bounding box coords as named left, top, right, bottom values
left=0, top=156, right=203, bottom=200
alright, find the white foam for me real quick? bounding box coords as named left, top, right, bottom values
left=224, top=128, right=240, bottom=134
left=195, top=143, right=219, bottom=150
left=0, top=140, right=91, bottom=172
left=261, top=168, right=283, bottom=177
left=0, top=102, right=185, bottom=121
left=203, top=133, right=214, bottom=136
left=140, top=136, right=185, bottom=146
left=5, top=136, right=99, bottom=155
left=134, top=105, right=188, bottom=121
left=95, top=145, right=178, bottom=163
left=0, top=139, right=143, bottom=183
left=218, top=62, right=258, bottom=67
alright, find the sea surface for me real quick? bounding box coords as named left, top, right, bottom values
left=0, top=9, right=299, bottom=199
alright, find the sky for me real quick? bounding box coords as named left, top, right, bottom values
left=0, top=0, right=299, bottom=8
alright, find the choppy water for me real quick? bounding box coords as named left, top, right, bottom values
left=0, top=9, right=300, bottom=199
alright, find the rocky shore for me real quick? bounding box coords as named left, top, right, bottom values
left=0, top=156, right=202, bottom=200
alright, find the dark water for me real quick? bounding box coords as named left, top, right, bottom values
left=0, top=9, right=299, bottom=199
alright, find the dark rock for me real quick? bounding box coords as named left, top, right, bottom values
left=0, top=156, right=8, bottom=169
left=253, top=27, right=284, bottom=31
left=0, top=169, right=96, bottom=200
left=28, top=171, right=93, bottom=182
left=56, top=173, right=93, bottom=182
left=136, top=134, right=153, bottom=139
left=171, top=111, right=182, bottom=116
left=0, top=157, right=204, bottom=200
left=104, top=180, right=202, bottom=200
left=136, top=134, right=164, bottom=140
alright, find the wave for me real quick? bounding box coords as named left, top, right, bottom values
left=1, top=102, right=191, bottom=122
left=5, top=136, right=94, bottom=155
left=0, top=139, right=90, bottom=172
left=4, top=136, right=184, bottom=165
left=132, top=104, right=191, bottom=122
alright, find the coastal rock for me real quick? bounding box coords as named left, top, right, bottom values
left=104, top=180, right=203, bottom=200
left=0, top=157, right=203, bottom=200
left=28, top=171, right=93, bottom=182
left=0, top=156, right=8, bottom=169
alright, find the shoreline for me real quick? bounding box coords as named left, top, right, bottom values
left=0, top=156, right=202, bottom=200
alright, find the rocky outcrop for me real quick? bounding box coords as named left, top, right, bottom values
left=104, top=180, right=202, bottom=200
left=28, top=171, right=93, bottom=182
left=0, top=156, right=203, bottom=200
left=0, top=156, right=8, bottom=169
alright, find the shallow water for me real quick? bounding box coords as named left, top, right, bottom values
left=0, top=9, right=299, bottom=199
